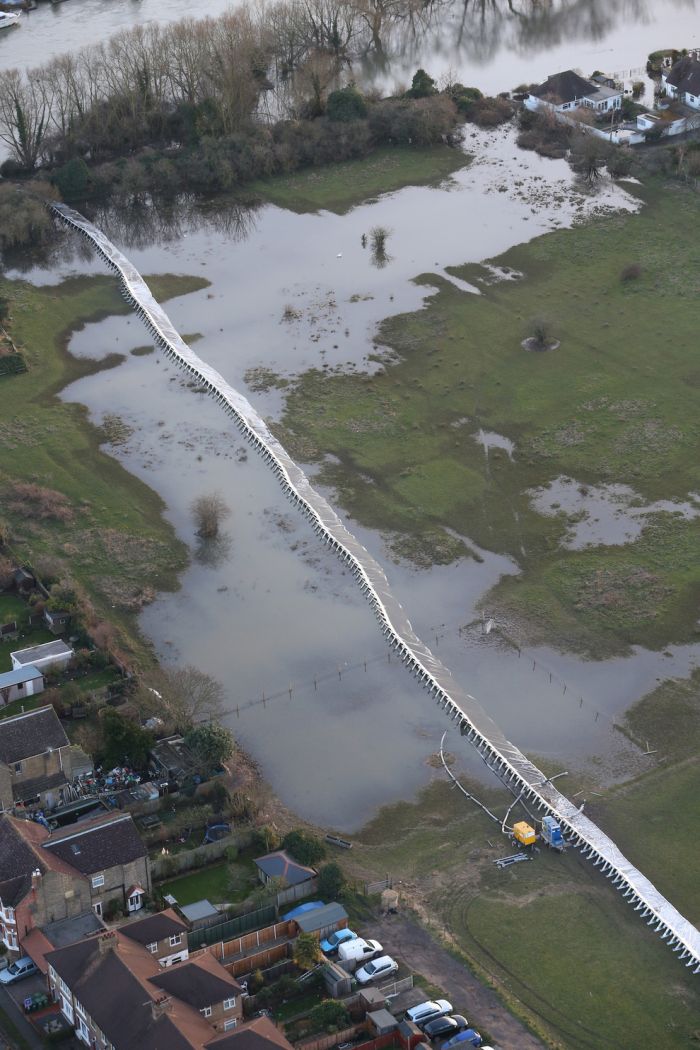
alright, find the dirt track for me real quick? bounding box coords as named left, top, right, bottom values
left=371, top=912, right=546, bottom=1050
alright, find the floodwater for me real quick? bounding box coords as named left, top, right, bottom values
left=16, top=125, right=696, bottom=829
left=1, top=0, right=698, bottom=112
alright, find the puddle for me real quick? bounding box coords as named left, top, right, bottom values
left=530, top=475, right=700, bottom=549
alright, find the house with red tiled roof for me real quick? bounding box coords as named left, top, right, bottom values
left=46, top=928, right=287, bottom=1050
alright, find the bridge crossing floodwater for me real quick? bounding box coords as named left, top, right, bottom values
left=52, top=203, right=700, bottom=974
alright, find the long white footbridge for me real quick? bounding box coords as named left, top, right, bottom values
left=53, top=203, right=700, bottom=972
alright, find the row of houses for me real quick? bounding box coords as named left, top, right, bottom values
left=526, top=55, right=700, bottom=145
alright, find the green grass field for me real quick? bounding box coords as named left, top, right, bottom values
left=160, top=858, right=256, bottom=906
left=0, top=272, right=208, bottom=664
left=276, top=183, right=700, bottom=655
left=249, top=145, right=468, bottom=214
left=349, top=776, right=700, bottom=1049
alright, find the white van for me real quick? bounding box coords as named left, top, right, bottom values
left=338, top=938, right=383, bottom=965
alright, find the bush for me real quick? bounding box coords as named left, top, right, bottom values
left=467, top=96, right=513, bottom=127
left=317, top=862, right=346, bottom=899
left=405, top=69, right=438, bottom=99
left=446, top=83, right=483, bottom=116
left=620, top=263, right=642, bottom=282
left=99, top=708, right=153, bottom=769
left=307, top=1000, right=350, bottom=1033
left=326, top=86, right=367, bottom=123
left=52, top=156, right=90, bottom=200
left=282, top=829, right=326, bottom=866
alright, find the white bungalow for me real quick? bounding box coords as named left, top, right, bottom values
left=527, top=70, right=623, bottom=114
left=662, top=56, right=700, bottom=111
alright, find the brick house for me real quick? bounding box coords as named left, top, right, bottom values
left=120, top=908, right=190, bottom=966
left=0, top=706, right=74, bottom=811
left=0, top=810, right=150, bottom=953
left=45, top=928, right=270, bottom=1049
left=41, top=812, right=151, bottom=919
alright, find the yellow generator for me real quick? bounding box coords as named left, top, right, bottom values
left=512, top=821, right=537, bottom=846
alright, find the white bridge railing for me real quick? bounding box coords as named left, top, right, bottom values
left=52, top=203, right=700, bottom=973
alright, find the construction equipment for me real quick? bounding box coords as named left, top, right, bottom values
left=512, top=821, right=537, bottom=846
left=494, top=853, right=531, bottom=870
left=541, top=815, right=566, bottom=852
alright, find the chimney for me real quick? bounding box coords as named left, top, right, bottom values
left=98, top=931, right=118, bottom=955
left=150, top=995, right=172, bottom=1020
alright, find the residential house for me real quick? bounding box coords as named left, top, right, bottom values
left=46, top=927, right=268, bottom=1049
left=0, top=665, right=45, bottom=707
left=11, top=639, right=74, bottom=675
left=0, top=705, right=73, bottom=811
left=43, top=609, right=72, bottom=636
left=254, top=850, right=316, bottom=890
left=662, top=55, right=700, bottom=110
left=42, top=812, right=151, bottom=919
left=22, top=911, right=105, bottom=976
left=0, top=809, right=150, bottom=955
left=527, top=70, right=623, bottom=113
left=120, top=907, right=190, bottom=966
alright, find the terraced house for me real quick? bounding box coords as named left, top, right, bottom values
left=46, top=925, right=290, bottom=1050
left=0, top=810, right=149, bottom=953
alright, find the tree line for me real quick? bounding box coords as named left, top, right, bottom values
left=0, top=0, right=452, bottom=177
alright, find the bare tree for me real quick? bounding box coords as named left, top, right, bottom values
left=191, top=492, right=231, bottom=539
left=0, top=68, right=53, bottom=169
left=141, top=665, right=227, bottom=730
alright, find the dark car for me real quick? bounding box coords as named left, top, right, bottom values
left=423, top=1015, right=469, bottom=1041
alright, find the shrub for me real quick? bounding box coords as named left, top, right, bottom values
left=620, top=263, right=642, bottom=282
left=282, top=829, right=326, bottom=866
left=317, top=862, right=346, bottom=899
left=467, top=96, right=513, bottom=127
left=405, top=69, right=438, bottom=99
left=326, top=86, right=367, bottom=123
left=52, top=157, right=90, bottom=200
left=307, top=1000, right=350, bottom=1033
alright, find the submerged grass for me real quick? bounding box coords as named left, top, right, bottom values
left=249, top=145, right=468, bottom=214
left=276, top=182, right=700, bottom=655
left=0, top=271, right=209, bottom=663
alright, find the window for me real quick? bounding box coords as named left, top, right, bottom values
left=146, top=942, right=158, bottom=954
left=223, top=998, right=236, bottom=1011
left=200, top=1007, right=212, bottom=1018
left=91, top=875, right=105, bottom=889
left=4, top=907, right=15, bottom=924
left=224, top=1019, right=238, bottom=1031
left=168, top=934, right=182, bottom=947
left=77, top=1016, right=90, bottom=1043
left=13, top=762, right=21, bottom=774
left=93, top=902, right=102, bottom=919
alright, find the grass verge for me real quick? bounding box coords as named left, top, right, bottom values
left=249, top=145, right=469, bottom=214
left=0, top=271, right=209, bottom=665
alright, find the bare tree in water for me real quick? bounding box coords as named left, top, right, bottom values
left=192, top=492, right=231, bottom=538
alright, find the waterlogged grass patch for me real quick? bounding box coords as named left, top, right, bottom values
left=0, top=271, right=208, bottom=662
left=249, top=145, right=469, bottom=214
left=277, top=183, right=700, bottom=654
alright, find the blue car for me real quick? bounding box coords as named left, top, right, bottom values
left=442, top=1030, right=482, bottom=1049
left=320, top=928, right=357, bottom=953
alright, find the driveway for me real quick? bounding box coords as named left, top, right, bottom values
left=371, top=913, right=545, bottom=1050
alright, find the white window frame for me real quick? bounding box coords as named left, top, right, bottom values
left=168, top=934, right=182, bottom=947
left=91, top=874, right=105, bottom=889
left=93, top=902, right=103, bottom=919
left=200, top=1006, right=212, bottom=1018
left=147, top=942, right=158, bottom=954
left=224, top=1018, right=238, bottom=1031
left=60, top=994, right=74, bottom=1025
left=223, top=998, right=236, bottom=1011
left=76, top=1015, right=90, bottom=1044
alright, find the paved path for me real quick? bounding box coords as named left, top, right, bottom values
left=372, top=913, right=545, bottom=1050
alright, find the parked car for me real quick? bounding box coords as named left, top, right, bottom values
left=423, top=1015, right=469, bottom=1041
left=406, top=1000, right=453, bottom=1028
left=442, top=1029, right=482, bottom=1049
left=338, top=938, right=383, bottom=965
left=321, top=928, right=357, bottom=954
left=355, top=955, right=399, bottom=984
left=0, top=957, right=38, bottom=985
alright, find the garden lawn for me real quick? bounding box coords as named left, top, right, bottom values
left=276, top=183, right=700, bottom=655
left=160, top=862, right=231, bottom=906
left=249, top=145, right=468, bottom=214
left=0, top=272, right=208, bottom=664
